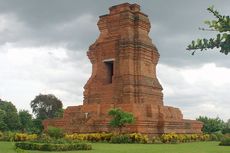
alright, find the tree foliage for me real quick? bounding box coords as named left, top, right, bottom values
left=18, top=110, right=33, bottom=132
left=0, top=109, right=7, bottom=131
left=222, top=119, right=230, bottom=134
left=187, top=6, right=230, bottom=55
left=108, top=108, right=135, bottom=133
left=30, top=94, right=63, bottom=120
left=54, top=108, right=64, bottom=118
left=197, top=116, right=225, bottom=133
left=0, top=99, right=20, bottom=131
left=30, top=118, right=44, bottom=134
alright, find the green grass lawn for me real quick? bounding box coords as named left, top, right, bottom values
left=0, top=141, right=229, bottom=153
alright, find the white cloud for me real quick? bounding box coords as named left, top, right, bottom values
left=182, top=63, right=230, bottom=86
left=158, top=63, right=230, bottom=121
left=0, top=44, right=91, bottom=112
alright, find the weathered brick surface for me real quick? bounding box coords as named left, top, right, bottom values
left=43, top=3, right=203, bottom=134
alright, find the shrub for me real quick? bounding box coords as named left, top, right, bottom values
left=64, top=133, right=148, bottom=143
left=14, top=133, right=37, bottom=141
left=110, top=133, right=148, bottom=144
left=210, top=133, right=218, bottom=141
left=2, top=131, right=15, bottom=141
left=152, top=136, right=163, bottom=144
left=0, top=131, right=3, bottom=140
left=198, top=134, right=210, bottom=141
left=215, top=132, right=224, bottom=140
left=108, top=108, right=135, bottom=134
left=99, top=133, right=113, bottom=142
left=161, top=133, right=179, bottom=143
left=64, top=133, right=113, bottom=142
left=224, top=134, right=230, bottom=138
left=209, top=133, right=224, bottom=141
left=15, top=142, right=92, bottom=151
left=64, top=133, right=214, bottom=144
left=35, top=133, right=52, bottom=143
left=129, top=133, right=148, bottom=143
left=110, top=135, right=131, bottom=143
left=86, top=133, right=101, bottom=142
left=219, top=137, right=230, bottom=146
left=159, top=133, right=211, bottom=144
left=222, top=128, right=230, bottom=134
left=47, top=126, right=64, bottom=139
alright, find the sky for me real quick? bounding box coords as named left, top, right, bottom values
left=0, top=0, right=229, bottom=121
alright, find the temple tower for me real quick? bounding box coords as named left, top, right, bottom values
left=85, top=3, right=163, bottom=106
left=43, top=3, right=203, bottom=134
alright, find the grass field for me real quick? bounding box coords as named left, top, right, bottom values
left=0, top=141, right=229, bottom=153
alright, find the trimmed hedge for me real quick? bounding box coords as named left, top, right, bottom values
left=15, top=142, right=92, bottom=151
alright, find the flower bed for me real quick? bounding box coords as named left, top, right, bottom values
left=159, top=133, right=210, bottom=144
left=64, top=133, right=213, bottom=144
left=65, top=133, right=148, bottom=143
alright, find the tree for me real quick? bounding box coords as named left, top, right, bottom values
left=30, top=118, right=44, bottom=134
left=187, top=6, right=230, bottom=55
left=54, top=108, right=64, bottom=118
left=196, top=116, right=225, bottom=133
left=108, top=108, right=135, bottom=134
left=30, top=94, right=63, bottom=120
left=222, top=119, right=230, bottom=134
left=18, top=110, right=33, bottom=132
left=0, top=109, right=7, bottom=131
left=0, top=100, right=20, bottom=131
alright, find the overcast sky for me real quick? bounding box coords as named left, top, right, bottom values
left=0, top=0, right=229, bottom=121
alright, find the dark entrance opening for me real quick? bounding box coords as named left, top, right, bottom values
left=105, top=61, right=114, bottom=84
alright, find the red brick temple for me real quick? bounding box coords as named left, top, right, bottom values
left=43, top=3, right=202, bottom=134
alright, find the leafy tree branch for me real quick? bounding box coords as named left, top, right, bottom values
left=187, top=6, right=230, bottom=55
